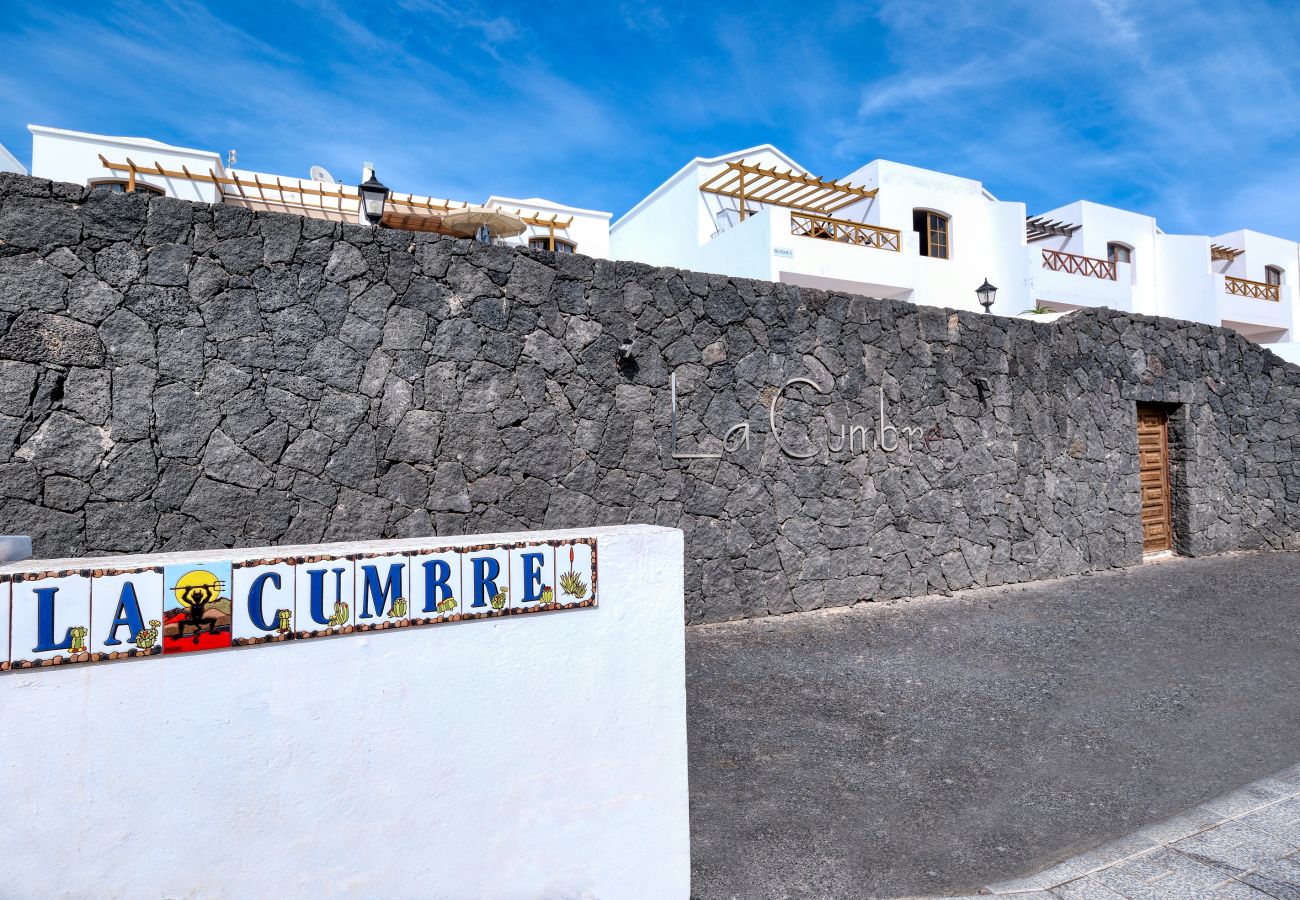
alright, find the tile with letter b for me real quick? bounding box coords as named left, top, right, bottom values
left=293, top=555, right=355, bottom=639
left=232, top=559, right=296, bottom=647
left=10, top=572, right=93, bottom=668
left=91, top=568, right=164, bottom=661
left=0, top=577, right=10, bottom=672
left=354, top=553, right=411, bottom=634
left=162, top=561, right=233, bottom=655
left=409, top=548, right=463, bottom=625
left=511, top=542, right=557, bottom=614
left=556, top=539, right=598, bottom=609
left=461, top=545, right=510, bottom=620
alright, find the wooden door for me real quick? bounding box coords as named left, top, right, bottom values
left=1136, top=405, right=1173, bottom=553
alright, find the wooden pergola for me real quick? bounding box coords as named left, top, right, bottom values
left=97, top=156, right=573, bottom=241
left=1025, top=216, right=1081, bottom=242
left=698, top=160, right=877, bottom=220
left=1211, top=243, right=1243, bottom=261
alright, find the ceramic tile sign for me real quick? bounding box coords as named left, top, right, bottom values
left=91, top=568, right=164, bottom=661
left=0, top=535, right=598, bottom=675
left=9, top=572, right=93, bottom=668
left=162, top=561, right=233, bottom=655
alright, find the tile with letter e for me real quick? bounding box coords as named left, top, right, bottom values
left=408, top=548, right=463, bottom=625
left=461, top=545, right=510, bottom=620
left=91, top=568, right=164, bottom=661
left=293, top=555, right=355, bottom=639
left=556, top=539, right=598, bottom=609
left=162, top=561, right=233, bottom=655
left=354, top=553, right=411, bottom=634
left=232, top=559, right=296, bottom=647
left=10, top=571, right=93, bottom=669
left=511, top=542, right=557, bottom=614
left=0, top=577, right=10, bottom=672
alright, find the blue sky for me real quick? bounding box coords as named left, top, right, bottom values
left=3, top=1, right=1300, bottom=238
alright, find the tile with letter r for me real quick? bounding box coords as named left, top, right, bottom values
left=232, top=558, right=296, bottom=647
left=510, top=542, right=557, bottom=615
left=354, top=552, right=411, bottom=634
left=408, top=548, right=463, bottom=625
left=163, top=561, right=233, bottom=655
left=91, top=567, right=164, bottom=661
left=461, top=545, right=510, bottom=620
left=0, top=576, right=9, bottom=672
left=293, top=554, right=355, bottom=639
left=556, top=538, right=598, bottom=609
left=10, top=570, right=93, bottom=669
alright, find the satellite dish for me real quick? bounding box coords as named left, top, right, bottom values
left=310, top=165, right=336, bottom=184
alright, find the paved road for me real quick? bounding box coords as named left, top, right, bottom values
left=686, top=552, right=1300, bottom=899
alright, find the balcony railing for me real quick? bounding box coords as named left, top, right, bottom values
left=1225, top=276, right=1280, bottom=302
left=790, top=212, right=901, bottom=252
left=1041, top=248, right=1117, bottom=281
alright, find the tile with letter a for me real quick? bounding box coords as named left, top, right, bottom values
left=293, top=555, right=355, bottom=639
left=461, top=545, right=510, bottom=620
left=10, top=572, right=93, bottom=669
left=232, top=559, right=296, bottom=647
left=0, top=577, right=10, bottom=672
left=556, top=539, right=598, bottom=609
left=163, top=561, right=233, bottom=655
left=511, top=542, right=557, bottom=614
left=354, top=553, right=411, bottom=634
left=409, top=548, right=463, bottom=625
left=91, top=568, right=164, bottom=661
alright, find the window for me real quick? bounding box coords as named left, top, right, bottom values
left=88, top=179, right=164, bottom=196
left=912, top=209, right=949, bottom=259
left=529, top=237, right=575, bottom=254
left=1107, top=242, right=1133, bottom=265
left=1266, top=265, right=1284, bottom=286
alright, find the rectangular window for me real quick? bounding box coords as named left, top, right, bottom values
left=1107, top=243, right=1132, bottom=265
left=914, top=210, right=949, bottom=259
left=1266, top=266, right=1283, bottom=286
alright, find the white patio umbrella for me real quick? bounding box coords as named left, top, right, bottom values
left=441, top=206, right=528, bottom=241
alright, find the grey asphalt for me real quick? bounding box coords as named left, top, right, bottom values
left=686, top=551, right=1300, bottom=899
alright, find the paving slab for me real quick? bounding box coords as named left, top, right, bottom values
left=686, top=551, right=1300, bottom=899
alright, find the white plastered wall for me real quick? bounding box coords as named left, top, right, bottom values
left=29, top=125, right=225, bottom=203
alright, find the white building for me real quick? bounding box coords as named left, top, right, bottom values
left=609, top=145, right=1300, bottom=354
left=23, top=125, right=611, bottom=255
left=0, top=142, right=27, bottom=175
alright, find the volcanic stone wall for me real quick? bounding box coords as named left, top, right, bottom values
left=1, top=172, right=1299, bottom=623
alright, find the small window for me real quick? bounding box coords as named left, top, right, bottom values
left=1266, top=265, right=1284, bottom=286
left=88, top=179, right=164, bottom=196
left=913, top=209, right=949, bottom=259
left=1107, top=243, right=1133, bottom=265
left=529, top=237, right=575, bottom=254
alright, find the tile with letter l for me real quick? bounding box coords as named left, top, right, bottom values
left=0, top=577, right=10, bottom=672
left=461, top=545, right=510, bottom=620
left=232, top=559, right=296, bottom=647
left=10, top=572, right=93, bottom=668
left=293, top=555, right=355, bottom=639
left=162, top=561, right=233, bottom=655
left=354, top=552, right=411, bottom=634
left=408, top=548, right=463, bottom=625
left=91, top=568, right=164, bottom=661
left=510, top=542, right=557, bottom=614
left=555, top=538, right=598, bottom=609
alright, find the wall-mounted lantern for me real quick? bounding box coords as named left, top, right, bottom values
left=976, top=278, right=997, bottom=313
left=358, top=171, right=390, bottom=226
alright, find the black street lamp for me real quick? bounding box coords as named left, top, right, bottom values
left=976, top=278, right=997, bottom=313
left=358, top=171, right=390, bottom=226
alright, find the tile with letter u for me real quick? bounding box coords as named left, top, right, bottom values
left=293, top=555, right=355, bottom=639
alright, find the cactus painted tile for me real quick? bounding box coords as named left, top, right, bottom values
left=354, top=552, right=411, bottom=633
left=461, top=545, right=511, bottom=619
left=0, top=578, right=10, bottom=672
left=91, top=568, right=164, bottom=661
left=9, top=571, right=93, bottom=668
left=294, top=555, right=355, bottom=638
left=163, top=561, right=233, bottom=654
left=556, top=539, right=598, bottom=608
left=511, top=542, right=557, bottom=613
left=232, top=559, right=296, bottom=646
left=408, top=548, right=462, bottom=625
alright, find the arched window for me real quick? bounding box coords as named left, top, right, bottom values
left=1266, top=265, right=1284, bottom=286
left=912, top=209, right=949, bottom=259
left=529, top=237, right=576, bottom=254
left=88, top=179, right=164, bottom=196
left=1107, top=242, right=1133, bottom=265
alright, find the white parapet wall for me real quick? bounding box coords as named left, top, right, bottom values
left=0, top=524, right=689, bottom=899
